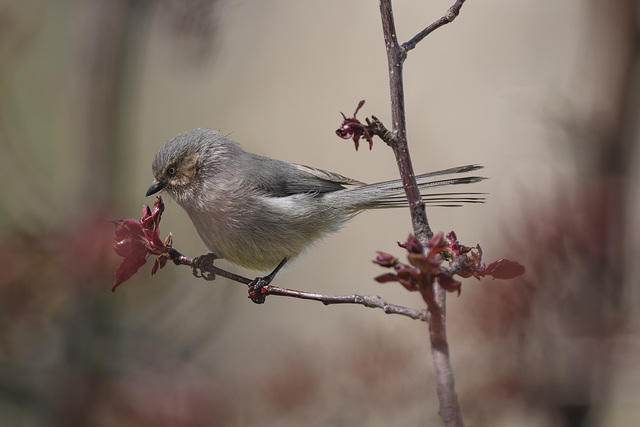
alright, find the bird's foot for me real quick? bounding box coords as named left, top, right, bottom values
left=191, top=253, right=218, bottom=281
left=248, top=276, right=271, bottom=304
left=247, top=258, right=289, bottom=304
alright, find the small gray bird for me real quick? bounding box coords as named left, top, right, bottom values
left=146, top=128, right=484, bottom=280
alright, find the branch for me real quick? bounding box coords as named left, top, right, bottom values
left=402, top=0, right=466, bottom=54
left=425, top=292, right=462, bottom=426
left=378, top=1, right=469, bottom=426
left=164, top=248, right=428, bottom=321
left=261, top=288, right=428, bottom=321
left=379, top=0, right=432, bottom=241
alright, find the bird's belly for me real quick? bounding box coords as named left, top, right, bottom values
left=185, top=195, right=343, bottom=272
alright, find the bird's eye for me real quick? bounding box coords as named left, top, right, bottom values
left=167, top=167, right=176, bottom=176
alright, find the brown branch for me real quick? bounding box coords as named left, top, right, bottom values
left=378, top=1, right=469, bottom=426
left=264, top=288, right=428, bottom=321
left=166, top=248, right=428, bottom=321
left=402, top=0, right=466, bottom=54
left=425, top=293, right=463, bottom=426
left=379, top=0, right=432, bottom=241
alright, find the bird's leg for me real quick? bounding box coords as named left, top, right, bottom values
left=248, top=257, right=289, bottom=304
left=191, top=253, right=218, bottom=281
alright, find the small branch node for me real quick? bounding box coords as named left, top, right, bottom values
left=369, top=116, right=398, bottom=148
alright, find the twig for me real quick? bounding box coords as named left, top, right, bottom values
left=166, top=248, right=428, bottom=321
left=402, top=0, right=466, bottom=54
left=166, top=249, right=251, bottom=284
left=265, top=287, right=428, bottom=321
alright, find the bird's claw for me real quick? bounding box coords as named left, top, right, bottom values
left=247, top=257, right=288, bottom=304
left=191, top=253, right=218, bottom=281
left=248, top=276, right=271, bottom=304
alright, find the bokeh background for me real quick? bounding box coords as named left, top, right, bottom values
left=1, top=0, right=639, bottom=426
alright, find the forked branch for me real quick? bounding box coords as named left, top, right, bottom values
left=377, top=1, right=470, bottom=426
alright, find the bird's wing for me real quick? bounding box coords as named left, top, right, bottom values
left=273, top=163, right=365, bottom=195
left=243, top=153, right=365, bottom=196
left=292, top=164, right=366, bottom=187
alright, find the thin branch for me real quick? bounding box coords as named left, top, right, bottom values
left=379, top=0, right=433, bottom=241
left=265, top=287, right=428, bottom=321
left=402, top=0, right=466, bottom=54
left=167, top=249, right=252, bottom=284
left=425, top=292, right=463, bottom=426
left=166, top=248, right=428, bottom=321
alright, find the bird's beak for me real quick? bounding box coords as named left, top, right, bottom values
left=146, top=180, right=164, bottom=196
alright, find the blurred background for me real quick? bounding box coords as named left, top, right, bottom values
left=1, top=0, right=639, bottom=425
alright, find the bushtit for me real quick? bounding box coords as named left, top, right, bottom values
left=146, top=128, right=483, bottom=282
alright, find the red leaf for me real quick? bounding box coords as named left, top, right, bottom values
left=375, top=273, right=400, bottom=283
left=427, top=232, right=446, bottom=251
left=482, top=259, right=526, bottom=279
left=375, top=272, right=421, bottom=292
left=151, top=258, right=160, bottom=276
left=373, top=251, right=398, bottom=268
left=436, top=272, right=462, bottom=295
left=399, top=234, right=424, bottom=254
left=113, top=247, right=148, bottom=291
left=408, top=252, right=440, bottom=275
left=395, top=263, right=422, bottom=279
left=111, top=195, right=169, bottom=291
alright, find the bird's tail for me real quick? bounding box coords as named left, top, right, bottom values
left=336, top=164, right=487, bottom=209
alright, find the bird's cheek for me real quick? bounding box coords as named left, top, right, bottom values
left=171, top=175, right=190, bottom=188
